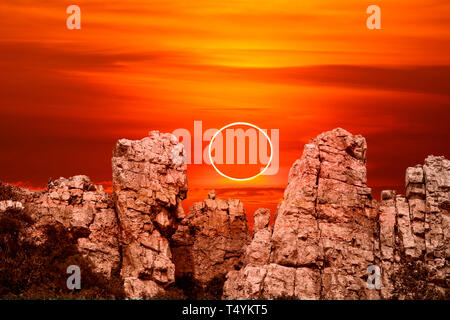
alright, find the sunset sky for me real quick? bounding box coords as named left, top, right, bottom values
left=1, top=0, right=449, bottom=217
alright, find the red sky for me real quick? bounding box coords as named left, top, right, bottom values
left=1, top=0, right=449, bottom=220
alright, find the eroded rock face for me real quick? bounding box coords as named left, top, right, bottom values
left=171, top=190, right=250, bottom=296
left=1, top=128, right=448, bottom=299
left=378, top=155, right=450, bottom=298
left=244, top=208, right=272, bottom=266
left=0, top=200, right=24, bottom=212
left=224, top=128, right=380, bottom=299
left=14, top=175, right=121, bottom=278
left=112, top=131, right=188, bottom=298
left=224, top=128, right=379, bottom=299
left=224, top=129, right=449, bottom=300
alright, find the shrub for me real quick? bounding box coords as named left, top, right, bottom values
left=0, top=182, right=21, bottom=201
left=390, top=260, right=447, bottom=300
left=153, top=286, right=186, bottom=299
left=172, top=273, right=226, bottom=299
left=0, top=208, right=124, bottom=299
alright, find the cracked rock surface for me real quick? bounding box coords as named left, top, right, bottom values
left=8, top=175, right=121, bottom=278
left=171, top=190, right=250, bottom=295
left=378, top=155, right=449, bottom=298
left=223, top=128, right=449, bottom=299
left=112, top=131, right=188, bottom=298
left=2, top=128, right=448, bottom=299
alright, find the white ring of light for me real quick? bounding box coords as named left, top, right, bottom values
left=208, top=122, right=273, bottom=181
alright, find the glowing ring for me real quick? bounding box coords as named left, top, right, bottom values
left=208, top=122, right=273, bottom=181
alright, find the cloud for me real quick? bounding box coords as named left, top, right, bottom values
left=0, top=41, right=194, bottom=72
left=1, top=0, right=449, bottom=215
left=199, top=64, right=450, bottom=96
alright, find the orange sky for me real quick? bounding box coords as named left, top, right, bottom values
left=1, top=0, right=449, bottom=219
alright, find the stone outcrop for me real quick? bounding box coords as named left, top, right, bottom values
left=224, top=128, right=380, bottom=299
left=244, top=208, right=272, bottom=266
left=0, top=200, right=24, bottom=213
left=1, top=131, right=189, bottom=298
left=1, top=128, right=448, bottom=299
left=7, top=175, right=121, bottom=278
left=112, top=131, right=188, bottom=298
left=378, top=156, right=449, bottom=298
left=171, top=190, right=250, bottom=296
left=223, top=128, right=449, bottom=300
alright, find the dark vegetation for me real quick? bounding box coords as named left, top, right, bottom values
left=177, top=274, right=226, bottom=299
left=155, top=274, right=226, bottom=299
left=0, top=182, right=21, bottom=201
left=390, top=259, right=448, bottom=300
left=0, top=206, right=124, bottom=299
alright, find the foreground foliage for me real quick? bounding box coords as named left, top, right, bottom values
left=0, top=207, right=124, bottom=299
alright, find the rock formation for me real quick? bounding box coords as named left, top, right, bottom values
left=223, top=128, right=379, bottom=299
left=171, top=190, right=250, bottom=297
left=112, top=131, right=188, bottom=298
left=0, top=175, right=121, bottom=278
left=244, top=208, right=272, bottom=266
left=377, top=156, right=449, bottom=298
left=0, top=200, right=24, bottom=213
left=223, top=128, right=449, bottom=299
left=0, top=131, right=188, bottom=299
left=1, top=128, right=448, bottom=299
